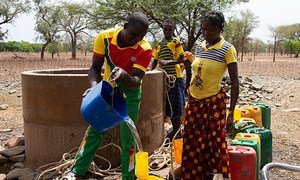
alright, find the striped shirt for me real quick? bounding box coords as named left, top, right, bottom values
left=152, top=37, right=184, bottom=78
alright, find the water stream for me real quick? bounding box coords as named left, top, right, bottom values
left=125, top=118, right=143, bottom=152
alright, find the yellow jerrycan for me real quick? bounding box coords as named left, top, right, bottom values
left=244, top=105, right=263, bottom=127
left=136, top=151, right=163, bottom=180
left=233, top=107, right=242, bottom=123
left=173, top=138, right=183, bottom=164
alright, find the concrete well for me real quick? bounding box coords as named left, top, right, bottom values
left=22, top=69, right=165, bottom=169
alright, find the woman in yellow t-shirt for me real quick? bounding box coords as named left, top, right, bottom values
left=181, top=11, right=239, bottom=179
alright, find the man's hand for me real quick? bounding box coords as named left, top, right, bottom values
left=109, top=66, right=144, bottom=89
left=82, top=88, right=91, bottom=97
left=158, top=60, right=168, bottom=66
left=110, top=67, right=127, bottom=82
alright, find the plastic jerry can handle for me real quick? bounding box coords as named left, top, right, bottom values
left=236, top=146, right=250, bottom=153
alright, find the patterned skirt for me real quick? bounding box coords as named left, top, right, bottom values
left=181, top=89, right=230, bottom=179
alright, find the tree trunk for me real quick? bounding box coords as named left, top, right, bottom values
left=40, top=41, right=50, bottom=61
left=71, top=37, right=77, bottom=59
left=186, top=35, right=196, bottom=51
left=273, top=36, right=277, bottom=62
left=241, top=38, right=245, bottom=61
left=241, top=51, right=244, bottom=61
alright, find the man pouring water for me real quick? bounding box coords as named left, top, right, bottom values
left=64, top=12, right=152, bottom=180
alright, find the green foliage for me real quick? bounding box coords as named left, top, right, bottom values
left=283, top=40, right=300, bottom=57
left=31, top=43, right=43, bottom=52
left=0, top=41, right=42, bottom=52
left=46, top=42, right=62, bottom=53
left=224, top=9, right=259, bottom=56
left=246, top=38, right=268, bottom=54
left=57, top=2, right=89, bottom=59
left=270, top=23, right=300, bottom=41
left=88, top=0, right=249, bottom=50
left=0, top=0, right=31, bottom=40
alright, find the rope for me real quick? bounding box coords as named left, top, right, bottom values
left=155, top=68, right=176, bottom=119
left=148, top=126, right=183, bottom=180
left=35, top=143, right=122, bottom=180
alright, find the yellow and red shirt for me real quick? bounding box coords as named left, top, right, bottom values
left=189, top=37, right=237, bottom=99
left=93, top=27, right=152, bottom=82
left=152, top=37, right=184, bottom=78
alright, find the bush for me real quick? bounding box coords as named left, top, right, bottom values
left=0, top=41, right=43, bottom=52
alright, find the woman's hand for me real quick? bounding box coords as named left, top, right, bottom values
left=226, top=114, right=234, bottom=137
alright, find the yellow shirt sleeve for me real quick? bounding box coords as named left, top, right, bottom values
left=152, top=46, right=159, bottom=60
left=174, top=43, right=184, bottom=59
left=225, top=46, right=237, bottom=64
left=93, top=32, right=105, bottom=56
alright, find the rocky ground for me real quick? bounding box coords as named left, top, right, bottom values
left=0, top=52, right=300, bottom=179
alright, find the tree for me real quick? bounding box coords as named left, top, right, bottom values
left=0, top=0, right=31, bottom=40
left=269, top=25, right=286, bottom=62
left=47, top=42, right=62, bottom=58
left=34, top=0, right=61, bottom=61
left=251, top=38, right=266, bottom=55
left=58, top=2, right=89, bottom=59
left=283, top=40, right=300, bottom=58
left=269, top=23, right=300, bottom=61
left=224, top=10, right=258, bottom=61
left=88, top=0, right=249, bottom=51
left=77, top=34, right=94, bottom=56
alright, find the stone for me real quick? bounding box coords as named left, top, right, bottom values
left=13, top=162, right=25, bottom=168
left=250, top=95, right=257, bottom=100
left=252, top=84, right=263, bottom=91
left=6, top=168, right=34, bottom=180
left=19, top=174, right=36, bottom=180
left=9, top=154, right=25, bottom=162
left=0, top=128, right=12, bottom=133
left=265, top=96, right=272, bottom=100
left=1, top=146, right=25, bottom=157
left=0, top=154, right=8, bottom=163
left=9, top=90, right=16, bottom=94
left=283, top=108, right=300, bottom=112
left=0, top=174, right=6, bottom=180
left=248, top=91, right=254, bottom=95
left=0, top=104, right=9, bottom=110
left=0, top=145, right=6, bottom=152
left=6, top=136, right=25, bottom=148
left=256, top=92, right=263, bottom=98
left=244, top=76, right=253, bottom=83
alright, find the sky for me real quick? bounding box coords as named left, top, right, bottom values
left=2, top=0, right=300, bottom=43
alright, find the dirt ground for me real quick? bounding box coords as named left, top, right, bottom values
left=0, top=52, right=300, bottom=179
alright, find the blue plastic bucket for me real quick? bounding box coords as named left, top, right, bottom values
left=80, top=81, right=128, bottom=132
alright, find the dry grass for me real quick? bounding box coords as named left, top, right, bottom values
left=0, top=52, right=300, bottom=81
left=0, top=52, right=92, bottom=81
